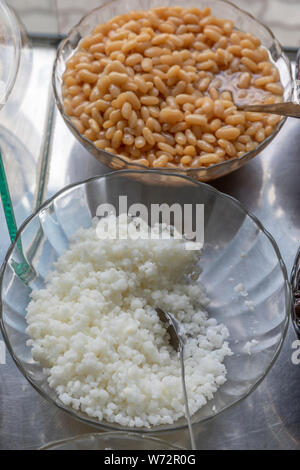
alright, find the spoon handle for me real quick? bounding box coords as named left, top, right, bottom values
left=180, top=346, right=196, bottom=450
left=237, top=102, right=300, bottom=118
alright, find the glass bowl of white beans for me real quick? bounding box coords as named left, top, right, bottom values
left=53, top=0, right=293, bottom=181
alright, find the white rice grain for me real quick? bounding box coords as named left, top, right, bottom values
left=26, top=215, right=231, bottom=427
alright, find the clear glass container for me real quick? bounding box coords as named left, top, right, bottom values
left=41, top=432, right=183, bottom=450
left=0, top=170, right=290, bottom=432
left=53, top=0, right=293, bottom=182
left=0, top=0, right=21, bottom=109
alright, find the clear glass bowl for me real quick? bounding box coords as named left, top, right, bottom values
left=52, top=0, right=293, bottom=182
left=0, top=170, right=290, bottom=432
left=0, top=0, right=21, bottom=109
left=40, top=432, right=182, bottom=450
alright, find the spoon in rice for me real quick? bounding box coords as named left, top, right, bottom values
left=156, top=307, right=196, bottom=451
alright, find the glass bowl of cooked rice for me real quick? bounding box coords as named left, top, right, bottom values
left=0, top=170, right=290, bottom=435
left=52, top=0, right=294, bottom=182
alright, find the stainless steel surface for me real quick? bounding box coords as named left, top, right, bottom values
left=0, top=43, right=300, bottom=450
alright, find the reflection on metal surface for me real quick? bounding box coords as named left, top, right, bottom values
left=0, top=43, right=300, bottom=450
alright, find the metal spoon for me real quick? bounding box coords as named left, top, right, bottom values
left=236, top=101, right=300, bottom=118
left=235, top=48, right=300, bottom=118
left=156, top=307, right=196, bottom=450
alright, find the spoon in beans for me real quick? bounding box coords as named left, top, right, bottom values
left=236, top=101, right=300, bottom=118
left=236, top=48, right=300, bottom=118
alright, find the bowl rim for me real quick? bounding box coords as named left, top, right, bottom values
left=0, top=169, right=291, bottom=433
left=0, top=0, right=22, bottom=107
left=39, top=431, right=184, bottom=450
left=52, top=0, right=292, bottom=177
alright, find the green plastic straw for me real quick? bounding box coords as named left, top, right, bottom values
left=0, top=149, right=32, bottom=280
left=0, top=149, right=18, bottom=243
